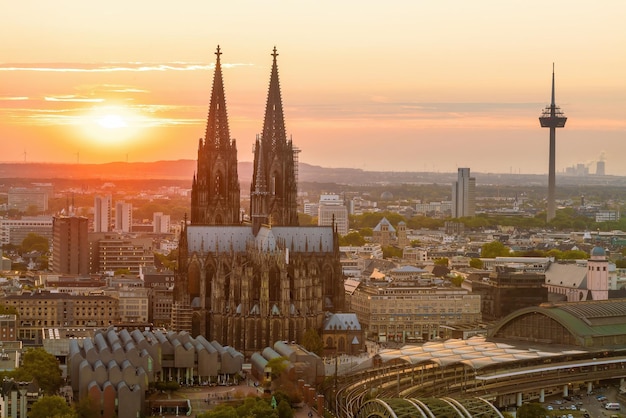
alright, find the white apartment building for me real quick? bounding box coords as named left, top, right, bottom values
left=318, top=194, right=348, bottom=235
left=114, top=201, right=133, bottom=233
left=153, top=212, right=171, bottom=233
left=93, top=195, right=112, bottom=232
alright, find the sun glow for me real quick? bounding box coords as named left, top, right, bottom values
left=97, top=114, right=128, bottom=129
left=82, top=106, right=143, bottom=145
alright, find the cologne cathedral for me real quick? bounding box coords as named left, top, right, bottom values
left=174, top=46, right=345, bottom=355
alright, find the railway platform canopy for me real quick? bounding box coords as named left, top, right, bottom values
left=375, top=298, right=626, bottom=371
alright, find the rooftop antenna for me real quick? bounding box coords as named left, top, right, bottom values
left=23, top=149, right=27, bottom=163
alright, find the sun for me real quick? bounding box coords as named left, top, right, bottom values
left=97, top=114, right=128, bottom=129
left=81, top=106, right=143, bottom=145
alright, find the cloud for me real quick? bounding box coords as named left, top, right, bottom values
left=0, top=62, right=250, bottom=73
left=44, top=95, right=105, bottom=103
left=0, top=96, right=29, bottom=101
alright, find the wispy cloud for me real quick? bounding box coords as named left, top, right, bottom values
left=0, top=62, right=250, bottom=73
left=0, top=96, right=29, bottom=101
left=45, top=95, right=105, bottom=103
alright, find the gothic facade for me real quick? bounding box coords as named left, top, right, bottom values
left=175, top=47, right=345, bottom=355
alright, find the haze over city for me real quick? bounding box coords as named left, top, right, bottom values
left=1, top=1, right=625, bottom=175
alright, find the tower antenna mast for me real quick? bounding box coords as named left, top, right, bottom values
left=539, top=63, right=567, bottom=222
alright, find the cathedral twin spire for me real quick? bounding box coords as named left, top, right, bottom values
left=191, top=46, right=298, bottom=232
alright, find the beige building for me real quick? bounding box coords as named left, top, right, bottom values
left=349, top=281, right=481, bottom=343
left=2, top=292, right=119, bottom=344
left=317, top=194, right=349, bottom=235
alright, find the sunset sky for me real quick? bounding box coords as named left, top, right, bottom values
left=1, top=1, right=625, bottom=175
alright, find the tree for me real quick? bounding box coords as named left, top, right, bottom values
left=266, top=357, right=288, bottom=381
left=339, top=231, right=365, bottom=247
left=73, top=396, right=99, bottom=418
left=449, top=275, right=464, bottom=287
left=469, top=258, right=483, bottom=269
left=277, top=399, right=294, bottom=418
left=30, top=395, right=76, bottom=418
left=21, top=233, right=49, bottom=253
left=301, top=328, right=324, bottom=356
left=198, top=404, right=238, bottom=418
left=516, top=402, right=546, bottom=418
left=382, top=246, right=403, bottom=259
left=9, top=347, right=63, bottom=394
left=480, top=241, right=511, bottom=258
left=434, top=257, right=448, bottom=266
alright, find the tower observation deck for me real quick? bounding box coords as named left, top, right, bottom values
left=539, top=64, right=567, bottom=222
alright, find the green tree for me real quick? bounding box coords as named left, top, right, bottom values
left=339, top=231, right=365, bottom=247
left=434, top=257, right=448, bottom=266
left=297, top=213, right=315, bottom=226
left=30, top=395, right=75, bottom=418
left=277, top=399, right=294, bottom=418
left=198, top=404, right=238, bottom=418
left=449, top=275, right=464, bottom=287
left=266, top=357, right=288, bottom=380
left=516, top=402, right=546, bottom=418
left=469, top=258, right=483, bottom=269
left=561, top=249, right=589, bottom=260
left=480, top=241, right=511, bottom=258
left=21, top=233, right=49, bottom=253
left=301, top=328, right=324, bottom=356
left=9, top=347, right=63, bottom=394
left=382, top=246, right=403, bottom=259
left=114, top=268, right=131, bottom=276
left=73, top=396, right=99, bottom=418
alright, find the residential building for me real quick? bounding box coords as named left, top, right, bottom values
left=114, top=201, right=133, bottom=233
left=93, top=195, right=111, bottom=232
left=452, top=167, right=475, bottom=218
left=152, top=212, right=170, bottom=233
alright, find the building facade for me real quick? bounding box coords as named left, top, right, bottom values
left=52, top=216, right=89, bottom=276
left=175, top=47, right=345, bottom=355
left=93, top=195, right=111, bottom=233
left=317, top=194, right=348, bottom=235
left=349, top=281, right=481, bottom=342
left=0, top=216, right=53, bottom=246
left=114, top=201, right=133, bottom=233
left=452, top=167, right=475, bottom=218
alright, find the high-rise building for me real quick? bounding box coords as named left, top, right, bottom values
left=318, top=194, right=348, bottom=235
left=175, top=47, right=344, bottom=355
left=114, top=201, right=133, bottom=233
left=52, top=215, right=89, bottom=275
left=596, top=160, right=606, bottom=176
left=93, top=195, right=111, bottom=232
left=451, top=168, right=475, bottom=218
left=8, top=187, right=49, bottom=213
left=153, top=212, right=171, bottom=233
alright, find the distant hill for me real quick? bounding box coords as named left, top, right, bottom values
left=0, top=160, right=624, bottom=187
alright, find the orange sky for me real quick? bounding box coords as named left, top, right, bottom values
left=1, top=1, right=625, bottom=175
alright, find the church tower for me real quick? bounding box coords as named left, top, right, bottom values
left=250, top=47, right=299, bottom=234
left=191, top=46, right=241, bottom=225
left=587, top=244, right=609, bottom=300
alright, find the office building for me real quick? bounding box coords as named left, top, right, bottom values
left=0, top=216, right=53, bottom=246
left=317, top=194, right=348, bottom=235
left=451, top=167, right=475, bottom=218
left=7, top=187, right=50, bottom=213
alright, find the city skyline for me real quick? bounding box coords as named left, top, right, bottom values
left=1, top=1, right=625, bottom=175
